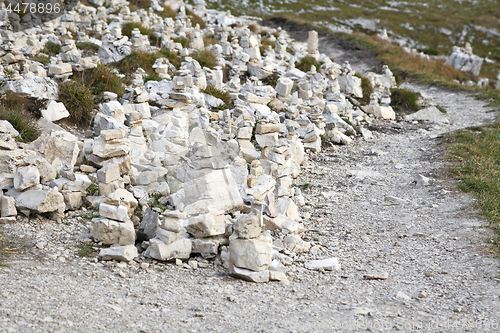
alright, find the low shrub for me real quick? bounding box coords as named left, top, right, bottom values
left=390, top=87, right=420, bottom=112
left=296, top=56, right=320, bottom=72
left=158, top=5, right=177, bottom=19
left=80, top=64, right=125, bottom=99
left=356, top=74, right=373, bottom=105
left=173, top=37, right=190, bottom=48
left=58, top=81, right=94, bottom=126
left=76, top=42, right=100, bottom=56
left=42, top=41, right=61, bottom=55
left=113, top=49, right=181, bottom=78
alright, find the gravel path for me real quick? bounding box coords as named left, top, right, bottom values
left=1, top=50, right=500, bottom=333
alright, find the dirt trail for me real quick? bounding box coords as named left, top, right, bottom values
left=1, top=23, right=500, bottom=333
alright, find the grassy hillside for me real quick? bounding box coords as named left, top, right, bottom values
left=206, top=0, right=500, bottom=80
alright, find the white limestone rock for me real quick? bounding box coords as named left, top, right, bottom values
left=228, top=264, right=270, bottom=283
left=1, top=196, right=17, bottom=217
left=148, top=238, right=192, bottom=261
left=99, top=245, right=138, bottom=261
left=229, top=233, right=273, bottom=272
left=405, top=106, right=449, bottom=124
left=304, top=258, right=341, bottom=271
left=99, top=203, right=129, bottom=222
left=14, top=165, right=40, bottom=191
left=186, top=210, right=226, bottom=238
left=91, top=218, right=136, bottom=245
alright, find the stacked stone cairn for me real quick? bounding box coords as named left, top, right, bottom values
left=0, top=0, right=401, bottom=282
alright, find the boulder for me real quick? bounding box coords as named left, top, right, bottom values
left=99, top=203, right=129, bottom=222
left=148, top=238, right=192, bottom=261
left=229, top=233, right=273, bottom=272
left=14, top=165, right=40, bottom=191
left=99, top=245, right=138, bottom=261
left=91, top=218, right=135, bottom=245
left=41, top=100, right=70, bottom=122
left=27, top=134, right=80, bottom=172
left=186, top=210, right=226, bottom=238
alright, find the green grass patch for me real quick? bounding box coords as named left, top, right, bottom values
left=58, top=80, right=94, bottom=126
left=173, top=36, right=190, bottom=48
left=32, top=54, right=50, bottom=64
left=295, top=56, right=320, bottom=73
left=390, top=87, right=420, bottom=112
left=76, top=42, right=100, bottom=52
left=145, top=72, right=163, bottom=82
left=0, top=93, right=41, bottom=142
left=447, top=122, right=500, bottom=252
left=42, top=41, right=61, bottom=55
left=192, top=49, right=218, bottom=69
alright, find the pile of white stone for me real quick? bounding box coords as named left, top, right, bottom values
left=444, top=43, right=483, bottom=77
left=0, top=0, right=398, bottom=282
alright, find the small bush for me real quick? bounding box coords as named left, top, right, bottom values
left=192, top=49, right=218, bottom=69
left=58, top=81, right=94, bottom=126
left=80, top=64, right=125, bottom=99
left=42, top=41, right=61, bottom=55
left=203, top=85, right=232, bottom=109
left=261, top=72, right=280, bottom=87
left=390, top=87, right=420, bottom=111
left=0, top=105, right=39, bottom=142
left=248, top=24, right=260, bottom=34
left=356, top=74, right=373, bottom=105
left=203, top=34, right=218, bottom=46
left=296, top=56, right=320, bottom=72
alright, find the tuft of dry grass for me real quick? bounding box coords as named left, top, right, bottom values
left=192, top=49, right=218, bottom=69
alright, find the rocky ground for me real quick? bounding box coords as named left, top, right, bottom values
left=1, top=69, right=500, bottom=333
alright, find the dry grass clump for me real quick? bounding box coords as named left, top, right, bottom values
left=192, top=49, right=218, bottom=69
left=58, top=81, right=94, bottom=126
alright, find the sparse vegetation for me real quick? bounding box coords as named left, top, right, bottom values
left=76, top=241, right=98, bottom=257
left=0, top=232, right=18, bottom=266
left=113, top=49, right=181, bottom=79
left=76, top=42, right=100, bottom=56
left=121, top=22, right=158, bottom=45
left=447, top=122, right=500, bottom=252
left=0, top=93, right=41, bottom=142
left=158, top=5, right=177, bottom=19
left=295, top=56, right=320, bottom=73
left=356, top=74, right=373, bottom=105
left=173, top=36, right=190, bottom=48
left=58, top=80, right=94, bottom=126
left=128, top=0, right=151, bottom=12
left=259, top=37, right=275, bottom=55
left=79, top=64, right=126, bottom=100
left=192, top=49, right=218, bottom=69
left=390, top=87, right=420, bottom=112
left=42, top=41, right=61, bottom=55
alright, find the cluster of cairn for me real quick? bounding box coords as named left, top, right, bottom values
left=0, top=0, right=399, bottom=282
